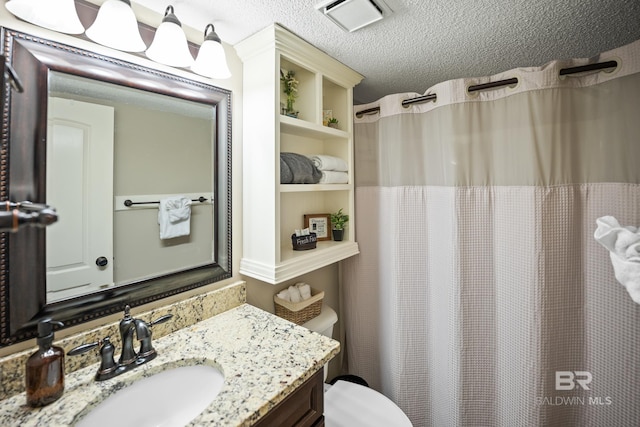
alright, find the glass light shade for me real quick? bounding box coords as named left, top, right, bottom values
left=192, top=25, right=231, bottom=79
left=5, top=0, right=84, bottom=34
left=146, top=7, right=194, bottom=68
left=85, top=0, right=146, bottom=52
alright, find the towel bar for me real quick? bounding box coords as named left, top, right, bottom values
left=124, top=196, right=208, bottom=207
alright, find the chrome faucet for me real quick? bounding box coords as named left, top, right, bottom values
left=69, top=306, right=173, bottom=381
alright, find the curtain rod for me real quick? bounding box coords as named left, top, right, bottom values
left=355, top=60, right=618, bottom=118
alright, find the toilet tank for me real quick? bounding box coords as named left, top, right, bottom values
left=302, top=305, right=337, bottom=338
left=302, top=305, right=338, bottom=383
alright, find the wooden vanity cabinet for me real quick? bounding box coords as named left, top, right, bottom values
left=253, top=369, right=325, bottom=427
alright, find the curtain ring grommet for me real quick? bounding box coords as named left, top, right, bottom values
left=465, top=83, right=480, bottom=99
left=506, top=74, right=519, bottom=91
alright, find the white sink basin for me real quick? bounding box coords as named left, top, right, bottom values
left=76, top=364, right=225, bottom=427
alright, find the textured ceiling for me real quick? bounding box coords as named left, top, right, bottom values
left=134, top=0, right=640, bottom=104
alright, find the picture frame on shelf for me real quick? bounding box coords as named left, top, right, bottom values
left=304, top=213, right=331, bottom=241
left=323, top=109, right=333, bottom=126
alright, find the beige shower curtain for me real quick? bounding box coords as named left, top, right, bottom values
left=342, top=39, right=640, bottom=426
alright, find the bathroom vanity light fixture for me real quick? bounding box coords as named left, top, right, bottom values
left=5, top=1, right=230, bottom=77
left=5, top=0, right=84, bottom=34
left=191, top=24, right=231, bottom=79
left=146, top=5, right=194, bottom=68
left=85, top=0, right=146, bottom=52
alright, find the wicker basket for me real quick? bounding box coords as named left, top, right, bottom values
left=274, top=287, right=324, bottom=325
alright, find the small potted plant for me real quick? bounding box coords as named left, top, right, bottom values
left=330, top=208, right=349, bottom=241
left=280, top=69, right=299, bottom=118
left=327, top=117, right=339, bottom=129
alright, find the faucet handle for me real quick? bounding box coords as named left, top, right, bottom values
left=68, top=340, right=100, bottom=356
left=150, top=314, right=173, bottom=326
left=69, top=337, right=118, bottom=380
left=95, top=337, right=117, bottom=374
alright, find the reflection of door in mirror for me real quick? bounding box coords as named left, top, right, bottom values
left=45, top=71, right=216, bottom=302
left=46, top=97, right=115, bottom=303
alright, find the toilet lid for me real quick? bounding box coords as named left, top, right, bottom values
left=324, top=380, right=413, bottom=427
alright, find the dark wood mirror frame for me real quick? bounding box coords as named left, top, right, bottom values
left=0, top=27, right=232, bottom=346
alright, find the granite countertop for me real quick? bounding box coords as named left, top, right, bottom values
left=0, top=303, right=339, bottom=426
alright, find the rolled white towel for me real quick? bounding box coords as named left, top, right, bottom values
left=319, top=171, right=349, bottom=184
left=309, top=155, right=348, bottom=172
left=296, top=282, right=312, bottom=300
left=288, top=285, right=302, bottom=303
left=276, top=290, right=290, bottom=302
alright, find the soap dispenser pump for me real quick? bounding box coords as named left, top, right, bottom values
left=25, top=318, right=65, bottom=407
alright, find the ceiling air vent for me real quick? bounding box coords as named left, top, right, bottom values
left=315, top=0, right=392, bottom=32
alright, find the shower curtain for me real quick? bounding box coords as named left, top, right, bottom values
left=342, top=39, right=640, bottom=427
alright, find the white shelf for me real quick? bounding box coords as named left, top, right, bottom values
left=280, top=115, right=349, bottom=139
left=240, top=241, right=360, bottom=285
left=279, top=184, right=351, bottom=192
left=236, top=24, right=363, bottom=285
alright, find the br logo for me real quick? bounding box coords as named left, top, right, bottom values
left=555, top=371, right=592, bottom=390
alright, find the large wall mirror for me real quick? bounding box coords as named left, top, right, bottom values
left=0, top=28, right=232, bottom=346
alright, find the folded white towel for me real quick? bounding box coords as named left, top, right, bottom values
left=309, top=155, right=348, bottom=172
left=158, top=196, right=192, bottom=240
left=276, top=290, right=291, bottom=302
left=594, top=216, right=640, bottom=304
left=288, top=285, right=302, bottom=303
left=296, top=282, right=312, bottom=300
left=319, top=171, right=349, bottom=184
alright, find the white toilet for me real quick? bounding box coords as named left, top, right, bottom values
left=302, top=306, right=413, bottom=427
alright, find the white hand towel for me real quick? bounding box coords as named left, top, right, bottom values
left=296, top=282, right=312, bottom=300
left=158, top=196, right=192, bottom=240
left=319, top=171, right=349, bottom=184
left=276, top=290, right=291, bottom=302
left=594, top=216, right=640, bottom=304
left=309, top=155, right=348, bottom=172
left=288, top=285, right=302, bottom=303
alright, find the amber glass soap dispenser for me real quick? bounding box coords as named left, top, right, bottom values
left=25, top=318, right=65, bottom=407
